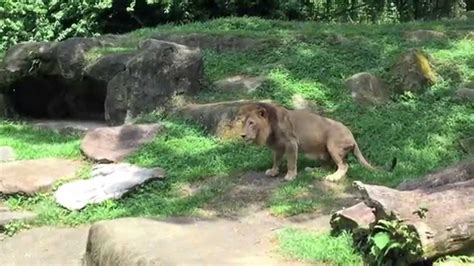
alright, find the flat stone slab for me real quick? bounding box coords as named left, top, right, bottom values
left=0, top=146, right=15, bottom=162
left=55, top=163, right=165, bottom=210
left=0, top=158, right=83, bottom=195
left=0, top=225, right=89, bottom=266
left=84, top=217, right=306, bottom=266
left=0, top=207, right=37, bottom=226
left=29, top=119, right=107, bottom=133
left=81, top=124, right=162, bottom=163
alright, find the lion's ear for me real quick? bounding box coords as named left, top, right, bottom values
left=257, top=106, right=267, bottom=118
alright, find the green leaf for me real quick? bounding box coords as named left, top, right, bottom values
left=372, top=232, right=391, bottom=250
left=384, top=242, right=402, bottom=256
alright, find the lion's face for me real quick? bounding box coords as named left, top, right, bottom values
left=240, top=105, right=271, bottom=145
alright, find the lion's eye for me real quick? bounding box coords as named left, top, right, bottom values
left=248, top=121, right=254, bottom=125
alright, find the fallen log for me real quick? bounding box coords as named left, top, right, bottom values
left=354, top=179, right=474, bottom=261
left=397, top=159, right=474, bottom=190
left=330, top=160, right=474, bottom=262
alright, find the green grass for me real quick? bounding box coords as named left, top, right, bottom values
left=0, top=121, right=81, bottom=159
left=1, top=16, right=473, bottom=229
left=277, top=228, right=363, bottom=265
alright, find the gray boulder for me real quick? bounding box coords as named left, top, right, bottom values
left=54, top=163, right=165, bottom=210
left=105, top=40, right=203, bottom=125
left=345, top=72, right=390, bottom=105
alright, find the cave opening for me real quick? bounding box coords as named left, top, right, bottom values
left=7, top=75, right=107, bottom=121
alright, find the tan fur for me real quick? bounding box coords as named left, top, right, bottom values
left=239, top=102, right=395, bottom=181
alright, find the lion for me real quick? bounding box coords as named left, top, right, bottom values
left=238, top=102, right=397, bottom=181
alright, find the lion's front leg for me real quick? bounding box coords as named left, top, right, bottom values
left=284, top=141, right=298, bottom=181
left=265, top=148, right=284, bottom=177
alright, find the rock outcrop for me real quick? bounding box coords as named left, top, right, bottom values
left=0, top=37, right=203, bottom=125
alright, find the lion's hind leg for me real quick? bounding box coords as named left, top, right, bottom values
left=324, top=141, right=352, bottom=182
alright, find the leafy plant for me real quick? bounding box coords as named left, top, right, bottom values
left=366, top=219, right=423, bottom=266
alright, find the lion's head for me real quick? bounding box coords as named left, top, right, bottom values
left=238, top=103, right=273, bottom=145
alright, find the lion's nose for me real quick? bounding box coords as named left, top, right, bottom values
left=241, top=134, right=246, bottom=138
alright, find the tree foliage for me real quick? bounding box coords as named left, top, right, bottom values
left=0, top=0, right=469, bottom=52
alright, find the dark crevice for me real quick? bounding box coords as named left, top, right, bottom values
left=6, top=75, right=106, bottom=121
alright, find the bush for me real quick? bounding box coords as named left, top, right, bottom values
left=0, top=0, right=469, bottom=53
left=0, top=0, right=113, bottom=52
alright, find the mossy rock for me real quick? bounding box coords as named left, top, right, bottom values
left=390, top=49, right=437, bottom=93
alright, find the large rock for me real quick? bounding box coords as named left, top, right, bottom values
left=83, top=217, right=304, bottom=266
left=176, top=100, right=272, bottom=139
left=104, top=40, right=203, bottom=125
left=0, top=158, right=83, bottom=195
left=54, top=163, right=165, bottom=210
left=390, top=49, right=437, bottom=93
left=0, top=225, right=89, bottom=266
left=345, top=72, right=390, bottom=105
left=1, top=37, right=203, bottom=125
left=81, top=124, right=162, bottom=163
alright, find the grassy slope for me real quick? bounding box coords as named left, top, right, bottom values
left=1, top=16, right=473, bottom=263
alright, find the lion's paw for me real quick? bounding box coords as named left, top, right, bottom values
left=283, top=173, right=296, bottom=181
left=265, top=168, right=279, bottom=177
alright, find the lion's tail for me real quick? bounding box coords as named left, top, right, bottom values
left=353, top=143, right=397, bottom=172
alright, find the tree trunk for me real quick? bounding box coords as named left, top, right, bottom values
left=330, top=160, right=474, bottom=262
